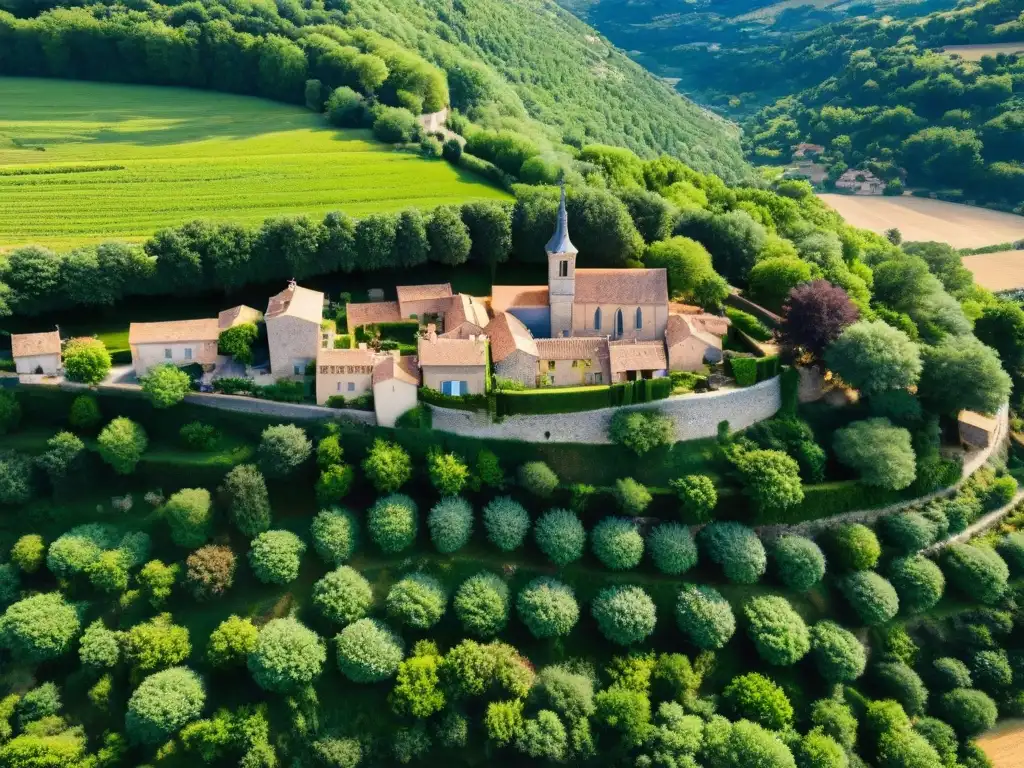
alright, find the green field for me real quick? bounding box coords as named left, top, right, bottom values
left=0, top=78, right=511, bottom=250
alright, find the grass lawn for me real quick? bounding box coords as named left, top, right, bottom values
left=0, top=77, right=511, bottom=250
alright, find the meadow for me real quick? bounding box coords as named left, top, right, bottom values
left=0, top=78, right=511, bottom=250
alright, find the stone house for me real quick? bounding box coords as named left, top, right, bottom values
left=11, top=331, right=62, bottom=375
left=418, top=328, right=488, bottom=395
left=315, top=346, right=377, bottom=404
left=128, top=318, right=219, bottom=378
left=218, top=305, right=262, bottom=330
left=265, top=281, right=325, bottom=379
left=487, top=312, right=539, bottom=388
left=397, top=283, right=453, bottom=320
left=490, top=285, right=550, bottom=337
left=959, top=410, right=998, bottom=449
left=835, top=169, right=884, bottom=195
left=665, top=313, right=729, bottom=371
left=372, top=355, right=420, bottom=427
left=535, top=337, right=610, bottom=387
left=441, top=294, right=490, bottom=339
left=608, top=339, right=668, bottom=383
left=345, top=301, right=402, bottom=335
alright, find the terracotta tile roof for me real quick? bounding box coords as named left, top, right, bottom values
left=574, top=268, right=668, bottom=305
left=265, top=283, right=324, bottom=323
left=218, top=305, right=262, bottom=330
left=11, top=331, right=61, bottom=358
left=608, top=339, right=668, bottom=374
left=129, top=318, right=219, bottom=345
left=485, top=312, right=538, bottom=362
left=418, top=335, right=488, bottom=367
left=444, top=294, right=490, bottom=334
left=397, top=283, right=452, bottom=304
left=959, top=410, right=998, bottom=432
left=346, top=301, right=402, bottom=333
left=669, top=302, right=704, bottom=315
left=316, top=347, right=377, bottom=367
left=373, top=355, right=420, bottom=386
left=666, top=314, right=728, bottom=349
left=536, top=336, right=608, bottom=362
left=491, top=285, right=549, bottom=312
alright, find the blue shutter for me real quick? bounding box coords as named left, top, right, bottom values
left=441, top=381, right=452, bottom=396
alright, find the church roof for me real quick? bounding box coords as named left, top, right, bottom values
left=545, top=184, right=577, bottom=255
left=574, top=268, right=669, bottom=305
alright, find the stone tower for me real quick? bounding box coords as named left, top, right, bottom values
left=547, top=183, right=577, bottom=338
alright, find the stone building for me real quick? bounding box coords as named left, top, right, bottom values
left=128, top=318, right=219, bottom=378
left=372, top=355, right=420, bottom=427
left=265, top=281, right=325, bottom=379
left=418, top=328, right=488, bottom=395
left=315, top=346, right=378, bottom=404
left=218, top=305, right=262, bottom=330
left=11, top=331, right=62, bottom=375
left=608, top=339, right=668, bottom=382
left=665, top=312, right=729, bottom=371
left=487, top=312, right=539, bottom=388
left=535, top=337, right=610, bottom=387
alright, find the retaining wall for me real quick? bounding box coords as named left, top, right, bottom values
left=429, top=377, right=781, bottom=443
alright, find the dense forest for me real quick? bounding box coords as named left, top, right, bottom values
left=0, top=0, right=751, bottom=182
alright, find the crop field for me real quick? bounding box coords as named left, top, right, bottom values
left=963, top=250, right=1024, bottom=292
left=941, top=42, right=1024, bottom=60
left=817, top=193, right=1024, bottom=249
left=977, top=719, right=1024, bottom=768
left=0, top=78, right=511, bottom=250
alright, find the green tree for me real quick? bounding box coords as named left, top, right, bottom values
left=313, top=566, right=373, bottom=626
left=723, top=673, right=793, bottom=730
left=310, top=507, right=359, bottom=565
left=833, top=418, right=916, bottom=490
left=219, top=464, right=272, bottom=537
left=809, top=620, right=866, bottom=683
left=427, top=450, right=469, bottom=495
left=362, top=439, right=412, bottom=492
left=62, top=337, right=111, bottom=384
left=367, top=494, right=418, bottom=554
left=824, top=320, right=921, bottom=396
left=122, top=614, right=191, bottom=673
left=0, top=592, right=80, bottom=662
left=591, top=517, right=645, bottom=571
left=609, top=410, right=675, bottom=455
left=427, top=205, right=472, bottom=266
left=748, top=257, right=814, bottom=312
left=217, top=323, right=259, bottom=364
left=919, top=336, right=1011, bottom=416
left=483, top=496, right=530, bottom=552
left=164, top=488, right=214, bottom=549
left=534, top=508, right=586, bottom=566
left=516, top=578, right=579, bottom=639
left=248, top=618, right=325, bottom=692
left=771, top=535, right=826, bottom=592
left=142, top=363, right=192, bottom=408
left=68, top=394, right=102, bottom=432
left=387, top=574, right=448, bottom=630
left=125, top=667, right=206, bottom=745
left=670, top=474, right=718, bottom=522
left=743, top=595, right=811, bottom=666
left=733, top=449, right=804, bottom=519
left=258, top=424, right=312, bottom=478
left=591, top=585, right=657, bottom=645
left=206, top=616, right=258, bottom=669
left=336, top=618, right=404, bottom=683
left=248, top=530, right=305, bottom=585
left=97, top=417, right=148, bottom=475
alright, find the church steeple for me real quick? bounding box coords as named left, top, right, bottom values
left=545, top=182, right=577, bottom=256
left=547, top=181, right=577, bottom=338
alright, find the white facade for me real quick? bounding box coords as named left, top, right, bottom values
left=373, top=378, right=419, bottom=427
left=15, top=352, right=60, bottom=375
left=131, top=340, right=217, bottom=378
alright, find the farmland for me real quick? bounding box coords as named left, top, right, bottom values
left=0, top=78, right=511, bottom=250
left=963, top=250, right=1024, bottom=292
left=817, top=193, right=1024, bottom=249
left=977, top=719, right=1024, bottom=768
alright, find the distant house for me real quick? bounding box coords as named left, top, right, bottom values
left=959, top=410, right=999, bottom=449
left=11, top=331, right=61, bottom=375
left=665, top=313, right=729, bottom=371
left=608, top=339, right=668, bottom=383
left=265, top=281, right=325, bottom=379
left=793, top=143, right=825, bottom=159
left=128, top=319, right=219, bottom=378
left=372, top=355, right=420, bottom=427
left=417, top=327, right=488, bottom=396
left=218, top=305, right=262, bottom=331
left=535, top=337, right=610, bottom=387
left=487, top=312, right=539, bottom=388
left=835, top=169, right=885, bottom=195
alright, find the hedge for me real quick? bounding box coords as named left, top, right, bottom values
left=357, top=321, right=420, bottom=344
left=731, top=358, right=757, bottom=387
left=756, top=356, right=780, bottom=382
left=496, top=386, right=612, bottom=416
left=609, top=378, right=672, bottom=406
left=420, top=388, right=490, bottom=412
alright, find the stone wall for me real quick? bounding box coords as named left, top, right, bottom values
left=429, top=377, right=781, bottom=443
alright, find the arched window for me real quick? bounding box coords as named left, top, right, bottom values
left=594, top=307, right=602, bottom=330
left=635, top=307, right=643, bottom=330
left=615, top=309, right=624, bottom=337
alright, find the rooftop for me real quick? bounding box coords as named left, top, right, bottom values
left=396, top=283, right=453, bottom=304
left=418, top=335, right=488, bottom=367
left=373, top=354, right=420, bottom=386
left=574, top=268, right=669, bottom=305
left=959, top=409, right=999, bottom=432
left=346, top=301, right=402, bottom=331
left=666, top=313, right=729, bottom=349
left=608, top=339, right=668, bottom=374
left=265, top=282, right=324, bottom=323
left=486, top=312, right=538, bottom=362
left=129, top=318, right=219, bottom=345
left=11, top=330, right=61, bottom=358
left=316, top=347, right=377, bottom=367
left=490, top=285, right=549, bottom=312
left=444, top=294, right=490, bottom=334
left=218, top=305, right=262, bottom=330
left=546, top=184, right=577, bottom=255
left=536, top=336, right=608, bottom=361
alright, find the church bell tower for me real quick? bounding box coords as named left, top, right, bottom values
left=547, top=182, right=577, bottom=338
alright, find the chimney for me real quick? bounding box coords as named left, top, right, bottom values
left=427, top=324, right=438, bottom=342
left=287, top=277, right=297, bottom=290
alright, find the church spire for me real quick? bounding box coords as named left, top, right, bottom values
left=545, top=181, right=577, bottom=255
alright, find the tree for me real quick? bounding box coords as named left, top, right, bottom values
left=609, top=410, right=674, bottom=455
left=219, top=464, right=272, bottom=537
left=138, top=560, right=179, bottom=608
left=454, top=572, right=510, bottom=638
left=670, top=474, right=717, bottom=522
left=647, top=522, right=699, bottom=576
left=698, top=522, right=766, bottom=584
left=258, top=424, right=311, bottom=478
left=938, top=689, right=997, bottom=738
left=142, top=363, right=191, bottom=408
left=206, top=616, right=258, bottom=668
left=723, top=673, right=793, bottom=730
left=68, top=394, right=102, bottom=432
left=534, top=508, right=586, bottom=566
left=125, top=667, right=206, bottom=745
left=701, top=718, right=796, bottom=768
left=367, top=494, right=418, bottom=554
left=217, top=323, right=259, bottom=364
left=518, top=461, right=559, bottom=497
left=62, top=337, right=111, bottom=384
left=122, top=614, right=191, bottom=673
left=462, top=201, right=513, bottom=272
left=427, top=450, right=469, bottom=496
left=749, top=257, right=813, bottom=312
left=839, top=571, right=900, bottom=625
left=310, top=507, right=359, bottom=565
left=186, top=545, right=236, bottom=600
left=0, top=592, right=80, bottom=661
left=387, top=573, right=448, bottom=629
left=16, top=683, right=62, bottom=727
left=733, top=449, right=804, bottom=519
left=37, top=431, right=86, bottom=495
left=809, top=620, right=866, bottom=683
left=591, top=517, right=645, bottom=570
left=674, top=208, right=768, bottom=285
left=830, top=523, right=881, bottom=571
left=427, top=497, right=474, bottom=554
left=326, top=86, right=365, bottom=126
left=483, top=496, right=530, bottom=552
left=743, top=595, right=810, bottom=666
left=594, top=687, right=650, bottom=748
left=516, top=578, right=579, bottom=639
left=824, top=321, right=921, bottom=396
left=362, top=439, right=412, bottom=493
left=903, top=242, right=973, bottom=296
left=780, top=280, right=859, bottom=358
left=878, top=512, right=937, bottom=555
left=316, top=464, right=354, bottom=506
left=336, top=618, right=404, bottom=683
left=0, top=450, right=33, bottom=506
left=833, top=418, right=916, bottom=490
left=312, top=566, right=372, bottom=626
left=919, top=336, right=1011, bottom=416
left=643, top=236, right=722, bottom=303
left=942, top=544, right=1009, bottom=604
left=97, top=417, right=148, bottom=474
left=164, top=488, right=214, bottom=548
left=373, top=106, right=418, bottom=143
left=887, top=555, right=945, bottom=613
left=427, top=205, right=472, bottom=266
left=975, top=300, right=1024, bottom=378
left=592, top=585, right=657, bottom=645
left=248, top=530, right=305, bottom=584
left=392, top=644, right=445, bottom=718
left=248, top=618, right=325, bottom=692
left=393, top=209, right=430, bottom=268
left=10, top=534, right=45, bottom=573
left=0, top=391, right=20, bottom=435
left=613, top=477, right=652, bottom=514
left=87, top=550, right=130, bottom=593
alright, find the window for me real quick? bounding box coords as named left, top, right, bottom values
left=558, top=260, right=568, bottom=277
left=548, top=360, right=556, bottom=371
left=442, top=380, right=464, bottom=396
left=571, top=360, right=578, bottom=368
left=184, top=348, right=193, bottom=360
left=615, top=309, right=624, bottom=337
left=293, top=364, right=303, bottom=375
left=347, top=382, right=355, bottom=392
left=594, top=308, right=601, bottom=330
left=635, top=307, right=643, bottom=330
left=594, top=373, right=603, bottom=384
left=336, top=382, right=343, bottom=391
left=164, top=348, right=172, bottom=359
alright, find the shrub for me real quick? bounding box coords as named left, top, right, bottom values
left=219, top=464, right=272, bottom=537
left=516, top=578, right=579, bottom=639
left=10, top=534, right=45, bottom=573
left=614, top=477, right=652, bottom=515
left=733, top=448, right=804, bottom=518
left=68, top=394, right=101, bottom=432
left=37, top=431, right=86, bottom=494
left=247, top=530, right=306, bottom=585
left=744, top=595, right=810, bottom=666
left=97, top=417, right=148, bottom=475
left=313, top=566, right=373, bottom=626
left=86, top=550, right=130, bottom=593
left=179, top=421, right=219, bottom=451
left=913, top=717, right=958, bottom=768
left=454, top=572, right=510, bottom=638
left=971, top=649, right=1013, bottom=695
left=335, top=618, right=404, bottom=683
left=810, top=699, right=857, bottom=751
left=316, top=464, right=354, bottom=506
left=839, top=571, right=900, bottom=626
left=205, top=615, right=258, bottom=668
left=248, top=618, right=325, bottom=692
left=932, top=657, right=972, bottom=691
left=997, top=532, right=1024, bottom=576
left=138, top=559, right=178, bottom=608
left=771, top=535, right=826, bottom=592
left=517, top=709, right=567, bottom=761
left=121, top=614, right=190, bottom=673
left=63, top=337, right=111, bottom=384
left=670, top=474, right=718, bottom=522
left=795, top=730, right=847, bottom=768
left=483, top=496, right=530, bottom=552
left=593, top=686, right=650, bottom=748
left=878, top=512, right=937, bottom=555
left=591, top=517, right=645, bottom=571
left=648, top=523, right=698, bottom=575
left=363, top=439, right=412, bottom=493
left=367, top=494, right=418, bottom=554
left=537, top=665, right=596, bottom=721
left=592, top=585, right=657, bottom=646
left=674, top=584, right=735, bottom=650
left=942, top=544, right=1009, bottom=604
left=310, top=507, right=359, bottom=565
left=833, top=418, right=917, bottom=490
left=829, top=523, right=880, bottom=571
left=534, top=508, right=586, bottom=566
left=142, top=363, right=192, bottom=408
left=258, top=425, right=312, bottom=478
left=699, top=522, right=767, bottom=584
left=609, top=410, right=674, bottom=455
left=870, top=662, right=928, bottom=716
left=0, top=391, right=19, bottom=436
left=125, top=667, right=205, bottom=744
left=0, top=592, right=80, bottom=661
left=0, top=450, right=32, bottom=506
left=0, top=564, right=17, bottom=606
left=702, top=718, right=796, bottom=768
left=164, top=488, right=213, bottom=549
left=428, top=450, right=469, bottom=496
left=938, top=689, right=998, bottom=738
left=313, top=737, right=362, bottom=768
left=79, top=620, right=120, bottom=669
left=185, top=545, right=236, bottom=600
left=46, top=522, right=115, bottom=579
left=809, top=620, right=866, bottom=683
left=387, top=573, right=448, bottom=629
left=887, top=555, right=945, bottom=613
left=428, top=497, right=474, bottom=554
left=518, top=461, right=559, bottom=497
left=723, top=673, right=793, bottom=730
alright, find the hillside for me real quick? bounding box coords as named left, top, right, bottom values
left=0, top=0, right=751, bottom=183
